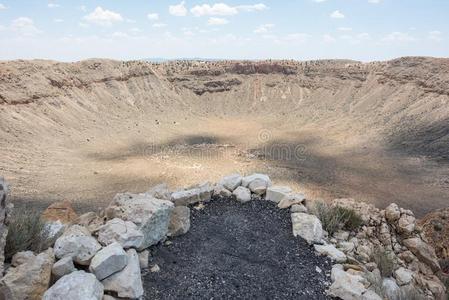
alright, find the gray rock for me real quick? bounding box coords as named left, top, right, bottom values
left=397, top=214, right=416, bottom=236
left=106, top=193, right=174, bottom=250
left=385, top=203, right=401, bottom=223
left=266, top=186, right=292, bottom=203
left=43, top=270, right=103, bottom=300
left=403, top=237, right=440, bottom=272
left=291, top=204, right=308, bottom=213
left=291, top=212, right=323, bottom=244
left=89, top=242, right=128, bottom=281
left=97, top=218, right=144, bottom=249
left=248, top=179, right=269, bottom=195
left=394, top=267, right=413, bottom=285
left=11, top=250, right=35, bottom=267
left=242, top=173, right=272, bottom=188
left=219, top=174, right=242, bottom=191
left=328, top=266, right=367, bottom=299
left=0, top=248, right=54, bottom=300
left=0, top=178, right=10, bottom=276
left=54, top=225, right=102, bottom=265
left=382, top=278, right=400, bottom=300
left=170, top=182, right=213, bottom=206
left=278, top=193, right=305, bottom=209
left=52, top=256, right=76, bottom=279
left=168, top=206, right=190, bottom=237
left=102, top=249, right=143, bottom=299
left=138, top=250, right=149, bottom=269
left=213, top=184, right=233, bottom=197
left=314, top=244, right=347, bottom=263
left=233, top=186, right=251, bottom=203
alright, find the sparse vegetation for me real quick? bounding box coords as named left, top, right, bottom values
left=373, top=247, right=395, bottom=278
left=313, top=201, right=363, bottom=235
left=5, top=206, right=49, bottom=260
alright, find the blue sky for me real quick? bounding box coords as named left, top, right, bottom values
left=0, top=0, right=448, bottom=61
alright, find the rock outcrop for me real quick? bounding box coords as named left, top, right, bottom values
left=0, top=178, right=10, bottom=277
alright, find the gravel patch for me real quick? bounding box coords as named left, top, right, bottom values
left=144, top=197, right=332, bottom=299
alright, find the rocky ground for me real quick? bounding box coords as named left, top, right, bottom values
left=145, top=197, right=332, bottom=299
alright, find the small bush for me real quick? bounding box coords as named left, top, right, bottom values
left=374, top=247, right=395, bottom=278
left=314, top=202, right=363, bottom=235
left=5, top=206, right=49, bottom=260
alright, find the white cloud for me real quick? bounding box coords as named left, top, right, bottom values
left=330, top=10, right=345, bottom=19
left=48, top=3, right=60, bottom=8
left=357, top=32, right=371, bottom=40
left=111, top=31, right=129, bottom=38
left=429, top=30, right=443, bottom=42
left=79, top=22, right=89, bottom=28
left=323, top=34, right=336, bottom=43
left=0, top=3, right=7, bottom=10
left=383, top=32, right=416, bottom=42
left=53, top=18, right=64, bottom=23
left=153, top=23, right=167, bottom=28
left=169, top=1, right=187, bottom=16
left=208, top=17, right=229, bottom=26
left=84, top=7, right=123, bottom=26
left=11, top=17, right=42, bottom=36
left=147, top=13, right=159, bottom=21
left=191, top=3, right=267, bottom=17
left=254, top=23, right=274, bottom=34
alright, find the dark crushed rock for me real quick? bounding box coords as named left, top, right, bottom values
left=144, top=197, right=333, bottom=300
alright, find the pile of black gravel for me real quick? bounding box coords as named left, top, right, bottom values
left=144, top=197, right=332, bottom=299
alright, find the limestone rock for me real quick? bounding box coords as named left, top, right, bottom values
left=248, top=179, right=269, bottom=195
left=168, top=206, right=190, bottom=237
left=314, top=244, right=347, bottom=263
left=291, top=212, right=323, bottom=244
left=147, top=183, right=171, bottom=200
left=138, top=250, right=149, bottom=269
left=170, top=182, right=213, bottom=206
left=233, top=186, right=251, bottom=203
left=394, top=267, right=413, bottom=285
left=106, top=193, right=174, bottom=249
left=381, top=278, right=400, bottom=300
left=102, top=249, right=143, bottom=299
left=43, top=270, right=103, bottom=300
left=97, top=218, right=144, bottom=249
left=52, top=256, right=76, bottom=279
left=219, top=174, right=242, bottom=191
left=75, top=212, right=104, bottom=233
left=403, top=237, right=440, bottom=272
left=397, top=214, right=416, bottom=235
left=89, top=242, right=127, bottom=281
left=213, top=184, right=233, bottom=197
left=385, top=203, right=401, bottom=223
left=241, top=173, right=272, bottom=189
left=291, top=204, right=308, bottom=213
left=11, top=250, right=35, bottom=267
left=54, top=225, right=102, bottom=265
left=328, top=266, right=367, bottom=300
left=266, top=186, right=291, bottom=203
left=0, top=248, right=54, bottom=300
left=278, top=193, right=305, bottom=209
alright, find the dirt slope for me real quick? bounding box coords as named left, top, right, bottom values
left=0, top=57, right=448, bottom=215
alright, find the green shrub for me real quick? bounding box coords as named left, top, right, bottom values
left=314, top=202, right=363, bottom=235
left=5, top=206, right=49, bottom=260
left=373, top=247, right=395, bottom=278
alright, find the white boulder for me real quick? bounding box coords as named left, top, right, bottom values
left=97, top=218, right=144, bottom=249
left=52, top=256, right=76, bottom=279
left=89, top=242, right=128, bottom=281
left=219, top=174, right=242, bottom=191
left=105, top=193, right=174, bottom=250
left=233, top=186, right=251, bottom=203
left=168, top=206, right=190, bottom=237
left=170, top=182, right=213, bottom=206
left=242, top=173, right=272, bottom=188
left=102, top=249, right=143, bottom=299
left=394, top=267, right=413, bottom=286
left=266, top=186, right=292, bottom=203
left=328, top=266, right=368, bottom=300
left=54, top=225, right=102, bottom=265
left=314, top=244, right=347, bottom=263
left=291, top=212, right=323, bottom=244
left=278, top=193, right=305, bottom=209
left=43, top=270, right=103, bottom=300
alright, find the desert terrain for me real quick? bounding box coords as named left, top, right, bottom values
left=1, top=57, right=448, bottom=216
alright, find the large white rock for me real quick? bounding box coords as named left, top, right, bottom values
left=328, top=266, right=367, bottom=300
left=381, top=278, right=400, bottom=300
left=403, top=237, right=440, bottom=272
left=54, top=225, right=102, bottom=265
left=106, top=193, right=174, bottom=250
left=278, top=193, right=305, bottom=209
left=89, top=242, right=128, bottom=281
left=385, top=203, right=401, bottom=223
left=219, top=174, right=242, bottom=191
left=170, top=182, right=213, bottom=206
left=102, top=249, right=143, bottom=299
left=394, top=267, right=413, bottom=285
left=11, top=250, right=35, bottom=267
left=52, top=256, right=76, bottom=279
left=147, top=183, right=171, bottom=200
left=266, top=186, right=292, bottom=203
left=168, top=206, right=190, bottom=237
left=97, top=218, right=144, bottom=249
left=233, top=186, right=251, bottom=203
left=0, top=248, right=54, bottom=300
left=242, top=173, right=272, bottom=188
left=314, top=244, right=347, bottom=263
left=291, top=212, right=323, bottom=244
left=43, top=270, right=103, bottom=300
